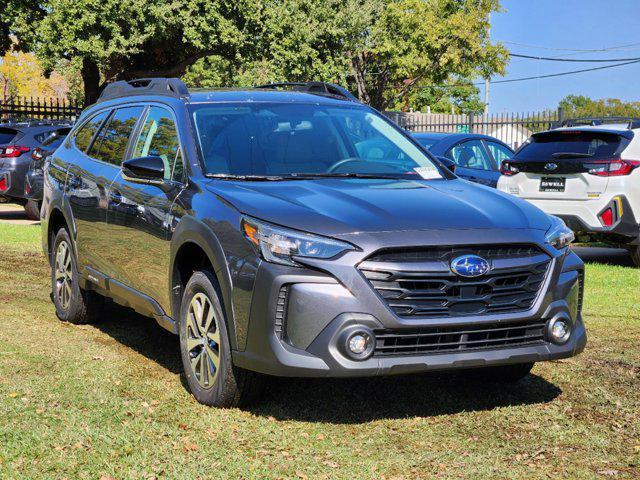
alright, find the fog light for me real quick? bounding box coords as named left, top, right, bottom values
left=343, top=329, right=375, bottom=360
left=348, top=334, right=368, bottom=354
left=548, top=317, right=571, bottom=345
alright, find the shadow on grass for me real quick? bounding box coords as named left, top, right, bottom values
left=571, top=246, right=634, bottom=267
left=96, top=301, right=562, bottom=423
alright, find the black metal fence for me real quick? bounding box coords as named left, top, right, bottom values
left=385, top=108, right=566, bottom=150
left=0, top=97, right=83, bottom=122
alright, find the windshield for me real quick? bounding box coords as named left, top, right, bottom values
left=190, top=103, right=443, bottom=180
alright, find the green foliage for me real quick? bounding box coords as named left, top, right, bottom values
left=6, top=0, right=506, bottom=110
left=559, top=94, right=640, bottom=118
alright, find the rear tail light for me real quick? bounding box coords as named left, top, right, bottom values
left=0, top=176, right=8, bottom=192
left=587, top=159, right=640, bottom=177
left=0, top=145, right=30, bottom=158
left=500, top=160, right=519, bottom=176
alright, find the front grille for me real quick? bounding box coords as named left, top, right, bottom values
left=374, top=321, right=546, bottom=356
left=359, top=245, right=551, bottom=318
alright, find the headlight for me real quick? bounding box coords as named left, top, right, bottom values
left=545, top=216, right=575, bottom=250
left=241, top=216, right=355, bottom=266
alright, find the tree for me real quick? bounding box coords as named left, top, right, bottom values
left=559, top=94, right=640, bottom=118
left=348, top=0, right=507, bottom=110
left=27, top=0, right=254, bottom=103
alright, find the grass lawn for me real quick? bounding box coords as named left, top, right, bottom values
left=0, top=223, right=638, bottom=479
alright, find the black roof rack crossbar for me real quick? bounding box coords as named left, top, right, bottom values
left=556, top=116, right=640, bottom=129
left=254, top=81, right=358, bottom=101
left=97, top=78, right=189, bottom=103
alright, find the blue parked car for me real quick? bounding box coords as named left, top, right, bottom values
left=413, top=132, right=514, bottom=187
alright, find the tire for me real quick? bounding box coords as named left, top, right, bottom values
left=24, top=200, right=40, bottom=221
left=630, top=245, right=640, bottom=268
left=179, top=270, right=264, bottom=407
left=475, top=362, right=535, bottom=383
left=51, top=228, right=104, bottom=324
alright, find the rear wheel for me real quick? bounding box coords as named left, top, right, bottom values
left=51, top=228, right=103, bottom=324
left=630, top=245, right=640, bottom=268
left=179, top=270, right=264, bottom=407
left=475, top=362, right=534, bottom=383
left=24, top=200, right=40, bottom=221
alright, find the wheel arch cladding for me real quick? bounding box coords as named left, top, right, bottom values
left=170, top=216, right=237, bottom=348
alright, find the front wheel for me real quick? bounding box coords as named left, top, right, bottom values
left=179, top=270, right=264, bottom=407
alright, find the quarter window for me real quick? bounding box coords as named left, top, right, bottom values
left=486, top=141, right=513, bottom=163
left=89, top=106, right=144, bottom=165
left=447, top=140, right=493, bottom=171
left=74, top=111, right=109, bottom=152
left=133, top=106, right=183, bottom=181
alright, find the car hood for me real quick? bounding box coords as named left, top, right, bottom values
left=205, top=178, right=553, bottom=237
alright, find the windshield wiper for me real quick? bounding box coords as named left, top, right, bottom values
left=290, top=172, right=405, bottom=180
left=551, top=152, right=594, bottom=159
left=206, top=173, right=288, bottom=181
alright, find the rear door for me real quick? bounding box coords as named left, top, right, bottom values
left=67, top=106, right=144, bottom=276
left=505, top=130, right=624, bottom=200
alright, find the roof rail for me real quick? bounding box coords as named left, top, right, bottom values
left=97, top=78, right=189, bottom=103
left=557, top=116, right=640, bottom=129
left=0, top=119, right=74, bottom=128
left=254, top=81, right=358, bottom=101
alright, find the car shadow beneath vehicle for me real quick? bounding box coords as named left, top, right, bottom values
left=571, top=246, right=634, bottom=267
left=250, top=372, right=561, bottom=423
left=95, top=300, right=182, bottom=375
left=96, top=301, right=562, bottom=422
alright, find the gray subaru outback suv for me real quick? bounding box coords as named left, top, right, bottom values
left=41, top=79, right=586, bottom=407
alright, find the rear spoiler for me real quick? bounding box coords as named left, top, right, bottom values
left=532, top=128, right=634, bottom=140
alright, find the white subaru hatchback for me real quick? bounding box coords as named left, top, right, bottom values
left=498, top=121, right=640, bottom=267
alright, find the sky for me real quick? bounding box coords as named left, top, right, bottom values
left=489, top=0, right=640, bottom=113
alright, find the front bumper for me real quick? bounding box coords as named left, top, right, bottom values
left=232, top=228, right=587, bottom=377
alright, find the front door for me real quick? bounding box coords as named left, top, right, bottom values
left=106, top=105, right=185, bottom=312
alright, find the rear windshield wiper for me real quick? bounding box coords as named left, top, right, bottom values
left=551, top=152, right=594, bottom=159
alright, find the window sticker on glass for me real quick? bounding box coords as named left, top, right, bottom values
left=413, top=166, right=441, bottom=179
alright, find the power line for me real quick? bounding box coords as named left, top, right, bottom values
left=503, top=40, right=640, bottom=52
left=388, top=59, right=640, bottom=91
left=511, top=53, right=640, bottom=62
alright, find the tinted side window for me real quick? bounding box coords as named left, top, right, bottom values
left=0, top=128, right=17, bottom=144
left=74, top=112, right=109, bottom=152
left=447, top=140, right=493, bottom=170
left=486, top=141, right=513, bottom=163
left=90, top=106, right=144, bottom=165
left=133, top=106, right=183, bottom=181
left=39, top=128, right=72, bottom=148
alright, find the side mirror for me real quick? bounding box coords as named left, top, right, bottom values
left=436, top=156, right=456, bottom=174
left=122, top=156, right=165, bottom=183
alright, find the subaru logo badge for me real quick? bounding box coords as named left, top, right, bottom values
left=450, top=255, right=491, bottom=277
left=545, top=163, right=558, bottom=171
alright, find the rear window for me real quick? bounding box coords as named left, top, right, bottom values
left=515, top=131, right=624, bottom=160
left=35, top=128, right=71, bottom=147
left=0, top=128, right=18, bottom=145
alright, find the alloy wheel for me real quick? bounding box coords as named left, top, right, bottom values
left=186, top=292, right=221, bottom=389
left=54, top=241, right=73, bottom=310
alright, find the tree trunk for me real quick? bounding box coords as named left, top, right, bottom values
left=81, top=58, right=101, bottom=105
